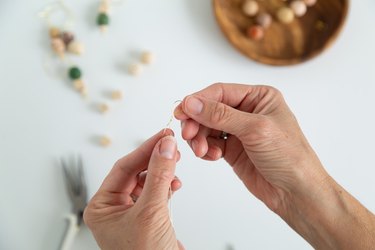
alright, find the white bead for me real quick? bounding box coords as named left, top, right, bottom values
left=277, top=7, right=295, bottom=24
left=256, top=13, right=273, bottom=28
left=242, top=0, right=259, bottom=17
left=290, top=1, right=307, bottom=17
left=141, top=51, right=155, bottom=64
left=128, top=63, right=142, bottom=76
left=67, top=41, right=85, bottom=55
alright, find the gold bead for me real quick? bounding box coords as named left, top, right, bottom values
left=111, top=90, right=123, bottom=100
left=99, top=2, right=111, bottom=13
left=49, top=27, right=61, bottom=38
left=141, top=51, right=155, bottom=64
left=100, top=136, right=112, bottom=147
left=277, top=7, right=295, bottom=24
left=73, top=79, right=85, bottom=91
left=128, top=63, right=142, bottom=76
left=99, top=103, right=110, bottom=113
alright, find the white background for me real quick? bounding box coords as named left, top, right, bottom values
left=0, top=0, right=374, bottom=250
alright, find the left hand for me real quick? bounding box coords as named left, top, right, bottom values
left=84, top=129, right=184, bottom=250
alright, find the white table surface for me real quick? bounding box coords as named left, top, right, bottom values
left=1, top=0, right=374, bottom=249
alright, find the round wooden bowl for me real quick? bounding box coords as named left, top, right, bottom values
left=213, top=0, right=349, bottom=66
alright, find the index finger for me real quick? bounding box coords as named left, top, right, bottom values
left=99, top=129, right=175, bottom=194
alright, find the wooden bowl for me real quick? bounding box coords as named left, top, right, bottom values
left=213, top=0, right=349, bottom=66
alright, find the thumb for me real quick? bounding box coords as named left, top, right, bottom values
left=181, top=95, right=254, bottom=137
left=139, top=135, right=177, bottom=204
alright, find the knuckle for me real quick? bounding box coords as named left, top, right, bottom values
left=150, top=167, right=174, bottom=184
left=210, top=102, right=230, bottom=124
left=246, top=117, right=275, bottom=142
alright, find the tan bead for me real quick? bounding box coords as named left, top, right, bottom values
left=99, top=103, right=110, bottom=113
left=99, top=2, right=111, bottom=13
left=277, top=7, right=295, bottom=24
left=111, top=90, right=123, bottom=100
left=49, top=27, right=61, bottom=38
left=67, top=41, right=85, bottom=55
left=51, top=38, right=65, bottom=58
left=242, top=0, right=259, bottom=17
left=290, top=1, right=307, bottom=17
left=128, top=63, right=142, bottom=76
left=141, top=51, right=155, bottom=64
left=304, top=0, right=317, bottom=7
left=73, top=79, right=85, bottom=91
left=100, top=136, right=112, bottom=147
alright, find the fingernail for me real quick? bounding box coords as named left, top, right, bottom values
left=191, top=139, right=198, bottom=153
left=181, top=121, right=186, bottom=130
left=160, top=136, right=177, bottom=160
left=186, top=96, right=203, bottom=115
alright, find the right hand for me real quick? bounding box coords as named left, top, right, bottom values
left=174, top=83, right=328, bottom=214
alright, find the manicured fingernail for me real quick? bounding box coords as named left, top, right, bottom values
left=160, top=136, right=176, bottom=160
left=186, top=96, right=203, bottom=115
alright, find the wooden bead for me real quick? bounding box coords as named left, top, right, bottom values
left=247, top=25, right=264, bottom=41
left=111, top=90, right=123, bottom=100
left=256, top=13, right=272, bottom=28
left=242, top=0, right=259, bottom=17
left=128, top=63, right=142, bottom=76
left=51, top=38, right=65, bottom=58
left=141, top=51, right=155, bottom=64
left=100, top=136, right=112, bottom=147
left=99, top=103, right=110, bottom=113
left=290, top=1, right=307, bottom=17
left=304, top=0, right=317, bottom=7
left=61, top=32, right=75, bottom=46
left=99, top=2, right=111, bottom=14
left=73, top=79, right=85, bottom=91
left=277, top=7, right=295, bottom=24
left=67, top=41, right=85, bottom=55
left=49, top=27, right=61, bottom=38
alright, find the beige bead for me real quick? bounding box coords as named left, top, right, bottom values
left=73, top=79, right=84, bottom=91
left=67, top=41, right=85, bottom=55
left=99, top=2, right=111, bottom=13
left=111, top=90, right=123, bottom=100
left=290, top=1, right=307, bottom=17
left=141, top=51, right=155, bottom=64
left=49, top=27, right=61, bottom=38
left=304, top=0, right=317, bottom=7
left=51, top=38, right=65, bottom=58
left=100, top=136, right=112, bottom=147
left=256, top=13, right=273, bottom=28
left=99, top=103, right=110, bottom=113
left=277, top=7, right=295, bottom=24
left=242, top=0, right=259, bottom=17
left=128, top=63, right=142, bottom=76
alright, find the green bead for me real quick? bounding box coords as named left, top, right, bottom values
left=68, top=67, right=82, bottom=80
left=97, top=13, right=109, bottom=26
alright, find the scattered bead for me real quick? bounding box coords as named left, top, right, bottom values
left=68, top=67, right=82, bottom=80
left=96, top=13, right=109, bottom=26
left=111, top=90, right=123, bottom=100
left=128, top=63, right=142, bottom=76
left=100, top=136, right=112, bottom=147
left=290, top=1, right=307, bottom=17
left=73, top=79, right=88, bottom=97
left=67, top=41, right=85, bottom=55
left=277, top=7, right=295, bottom=24
left=242, top=0, right=259, bottom=17
left=247, top=25, right=264, bottom=41
left=61, top=31, right=75, bottom=46
left=49, top=27, right=61, bottom=38
left=51, top=38, right=65, bottom=58
left=304, top=0, right=317, bottom=7
left=141, top=51, right=155, bottom=64
left=99, top=1, right=111, bottom=14
left=99, top=103, right=110, bottom=113
left=256, top=13, right=273, bottom=28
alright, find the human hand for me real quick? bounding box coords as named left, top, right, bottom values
left=84, top=130, right=184, bottom=250
left=174, top=83, right=327, bottom=213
